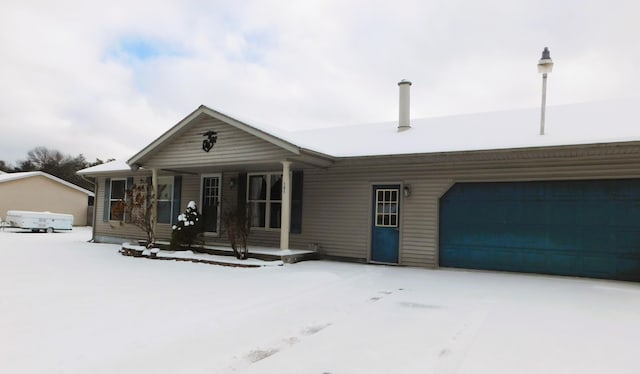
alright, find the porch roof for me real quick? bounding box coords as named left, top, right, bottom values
left=127, top=105, right=334, bottom=167
left=77, top=159, right=130, bottom=175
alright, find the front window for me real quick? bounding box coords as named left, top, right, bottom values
left=157, top=176, right=174, bottom=224
left=248, top=173, right=282, bottom=229
left=109, top=179, right=126, bottom=221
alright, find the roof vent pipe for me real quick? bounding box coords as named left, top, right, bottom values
left=398, top=79, right=412, bottom=131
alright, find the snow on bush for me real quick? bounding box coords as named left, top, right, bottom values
left=169, top=201, right=203, bottom=250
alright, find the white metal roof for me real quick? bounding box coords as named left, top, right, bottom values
left=77, top=99, right=640, bottom=175
left=0, top=171, right=95, bottom=196
left=277, top=99, right=640, bottom=157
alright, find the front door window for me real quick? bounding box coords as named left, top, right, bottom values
left=201, top=175, right=221, bottom=233
left=371, top=185, right=401, bottom=263
left=375, top=189, right=399, bottom=227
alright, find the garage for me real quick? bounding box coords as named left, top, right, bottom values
left=439, top=179, right=640, bottom=281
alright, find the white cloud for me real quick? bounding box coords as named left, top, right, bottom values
left=0, top=0, right=638, bottom=165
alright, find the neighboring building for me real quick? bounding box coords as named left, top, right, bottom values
left=0, top=171, right=94, bottom=226
left=78, top=84, right=640, bottom=281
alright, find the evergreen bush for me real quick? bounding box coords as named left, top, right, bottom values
left=170, top=201, right=203, bottom=250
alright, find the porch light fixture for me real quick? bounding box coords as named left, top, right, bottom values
left=537, top=47, right=554, bottom=135
left=403, top=185, right=411, bottom=198
left=229, top=178, right=236, bottom=189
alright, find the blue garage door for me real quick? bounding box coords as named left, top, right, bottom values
left=439, top=180, right=640, bottom=281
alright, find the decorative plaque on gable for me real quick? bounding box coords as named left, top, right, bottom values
left=202, top=130, right=217, bottom=152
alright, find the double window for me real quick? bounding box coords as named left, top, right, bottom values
left=248, top=173, right=283, bottom=229
left=107, top=177, right=176, bottom=224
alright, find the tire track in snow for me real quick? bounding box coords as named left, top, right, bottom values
left=226, top=287, right=401, bottom=372
left=434, top=303, right=490, bottom=373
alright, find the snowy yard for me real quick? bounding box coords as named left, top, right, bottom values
left=1, top=228, right=639, bottom=374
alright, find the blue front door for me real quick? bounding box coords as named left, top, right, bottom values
left=371, top=185, right=400, bottom=263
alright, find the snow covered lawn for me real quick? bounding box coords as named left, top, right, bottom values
left=1, top=227, right=639, bottom=373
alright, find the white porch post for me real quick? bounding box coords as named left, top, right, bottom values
left=151, top=168, right=158, bottom=241
left=280, top=161, right=292, bottom=250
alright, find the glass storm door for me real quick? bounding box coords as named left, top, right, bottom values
left=371, top=185, right=400, bottom=263
left=201, top=175, right=221, bottom=233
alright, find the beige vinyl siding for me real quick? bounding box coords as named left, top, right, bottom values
left=92, top=144, right=640, bottom=269
left=292, top=145, right=640, bottom=267
left=141, top=116, right=295, bottom=169
left=296, top=165, right=445, bottom=264
left=94, top=176, right=148, bottom=242
left=300, top=169, right=371, bottom=259
left=400, top=177, right=452, bottom=267
left=0, top=176, right=91, bottom=226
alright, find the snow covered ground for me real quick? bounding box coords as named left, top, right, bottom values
left=1, top=227, right=639, bottom=374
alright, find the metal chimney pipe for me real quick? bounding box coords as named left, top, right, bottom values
left=398, top=79, right=412, bottom=131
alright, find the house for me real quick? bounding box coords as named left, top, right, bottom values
left=78, top=82, right=640, bottom=281
left=0, top=171, right=95, bottom=226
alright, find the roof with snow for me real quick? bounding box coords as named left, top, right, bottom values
left=78, top=99, right=640, bottom=175
left=127, top=105, right=306, bottom=167
left=0, top=171, right=94, bottom=196
left=278, top=99, right=640, bottom=157
left=77, top=159, right=132, bottom=175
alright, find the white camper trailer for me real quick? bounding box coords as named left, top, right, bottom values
left=6, top=210, right=73, bottom=232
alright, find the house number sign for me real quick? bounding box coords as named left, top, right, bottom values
left=202, top=130, right=218, bottom=152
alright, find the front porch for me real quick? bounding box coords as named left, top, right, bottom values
left=86, top=106, right=335, bottom=260
left=133, top=240, right=319, bottom=264
left=127, top=107, right=334, bottom=253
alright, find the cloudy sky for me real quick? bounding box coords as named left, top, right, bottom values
left=1, top=0, right=638, bottom=165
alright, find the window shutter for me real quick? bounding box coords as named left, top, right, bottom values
left=103, top=178, right=111, bottom=222
left=146, top=177, right=152, bottom=222
left=125, top=177, right=134, bottom=223
left=291, top=170, right=303, bottom=234
left=146, top=177, right=152, bottom=200
left=172, top=176, right=182, bottom=224
left=237, top=173, right=247, bottom=209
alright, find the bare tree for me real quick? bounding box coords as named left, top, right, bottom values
left=0, top=160, right=11, bottom=172
left=14, top=146, right=111, bottom=191
left=113, top=178, right=164, bottom=248
left=222, top=203, right=251, bottom=260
